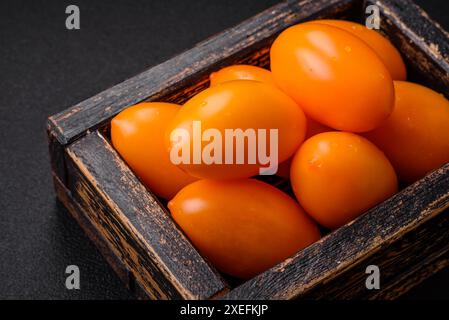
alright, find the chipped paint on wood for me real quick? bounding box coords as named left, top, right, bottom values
left=65, top=131, right=228, bottom=299
left=47, top=0, right=449, bottom=300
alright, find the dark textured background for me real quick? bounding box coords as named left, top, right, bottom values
left=0, top=0, right=448, bottom=299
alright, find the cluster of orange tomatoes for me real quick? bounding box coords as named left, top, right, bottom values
left=111, top=20, right=449, bottom=279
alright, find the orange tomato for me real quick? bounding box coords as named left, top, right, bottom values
left=210, top=64, right=276, bottom=87
left=168, top=179, right=321, bottom=279
left=166, top=80, right=307, bottom=179
left=291, top=132, right=398, bottom=229
left=277, top=118, right=331, bottom=179
left=313, top=20, right=406, bottom=80
left=111, top=102, right=197, bottom=200
left=364, top=81, right=449, bottom=182
left=208, top=65, right=327, bottom=179
left=270, top=22, right=394, bottom=132
left=209, top=64, right=289, bottom=179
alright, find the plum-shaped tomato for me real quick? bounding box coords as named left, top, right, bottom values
left=166, top=80, right=307, bottom=179
left=168, top=179, right=321, bottom=279
left=291, top=132, right=398, bottom=229
left=207, top=64, right=331, bottom=179
left=364, top=81, right=449, bottom=182
left=210, top=64, right=276, bottom=87
left=207, top=64, right=330, bottom=180
left=270, top=23, right=395, bottom=132
left=312, top=20, right=406, bottom=80
left=111, top=102, right=197, bottom=200
left=277, top=118, right=331, bottom=179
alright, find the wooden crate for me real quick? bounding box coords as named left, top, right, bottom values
left=46, top=0, right=449, bottom=299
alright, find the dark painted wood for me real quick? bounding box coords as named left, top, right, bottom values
left=47, top=129, right=67, bottom=185
left=65, top=131, right=228, bottom=299
left=47, top=0, right=449, bottom=300
left=299, top=207, right=449, bottom=300
left=221, top=0, right=449, bottom=299
left=366, top=0, right=449, bottom=96
left=46, top=0, right=358, bottom=145
left=223, top=164, right=449, bottom=300
left=52, top=173, right=142, bottom=296
left=372, top=250, right=449, bottom=300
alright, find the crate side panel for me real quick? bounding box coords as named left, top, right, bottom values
left=65, top=131, right=228, bottom=300
left=367, top=0, right=449, bottom=95
left=52, top=173, right=145, bottom=297
left=66, top=151, right=180, bottom=299
left=301, top=208, right=449, bottom=299
left=223, top=164, right=449, bottom=299
left=47, top=129, right=68, bottom=185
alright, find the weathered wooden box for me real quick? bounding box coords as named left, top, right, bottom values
left=47, top=0, right=449, bottom=299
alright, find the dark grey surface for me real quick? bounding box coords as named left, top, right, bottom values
left=0, top=0, right=448, bottom=300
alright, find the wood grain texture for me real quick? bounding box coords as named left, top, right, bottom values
left=300, top=207, right=449, bottom=300
left=367, top=0, right=449, bottom=96
left=47, top=129, right=67, bottom=185
left=47, top=0, right=449, bottom=300
left=222, top=164, right=449, bottom=299
left=52, top=173, right=139, bottom=296
left=370, top=246, right=449, bottom=300
left=46, top=0, right=358, bottom=145
left=65, top=131, right=228, bottom=299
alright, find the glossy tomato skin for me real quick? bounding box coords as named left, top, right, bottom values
left=208, top=65, right=327, bottom=179
left=364, top=81, right=449, bottom=182
left=111, top=102, right=197, bottom=200
left=166, top=80, right=307, bottom=179
left=277, top=118, right=331, bottom=179
left=313, top=20, right=406, bottom=80
left=291, top=132, right=398, bottom=229
left=210, top=64, right=276, bottom=87
left=168, top=179, right=321, bottom=279
left=270, top=23, right=395, bottom=132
